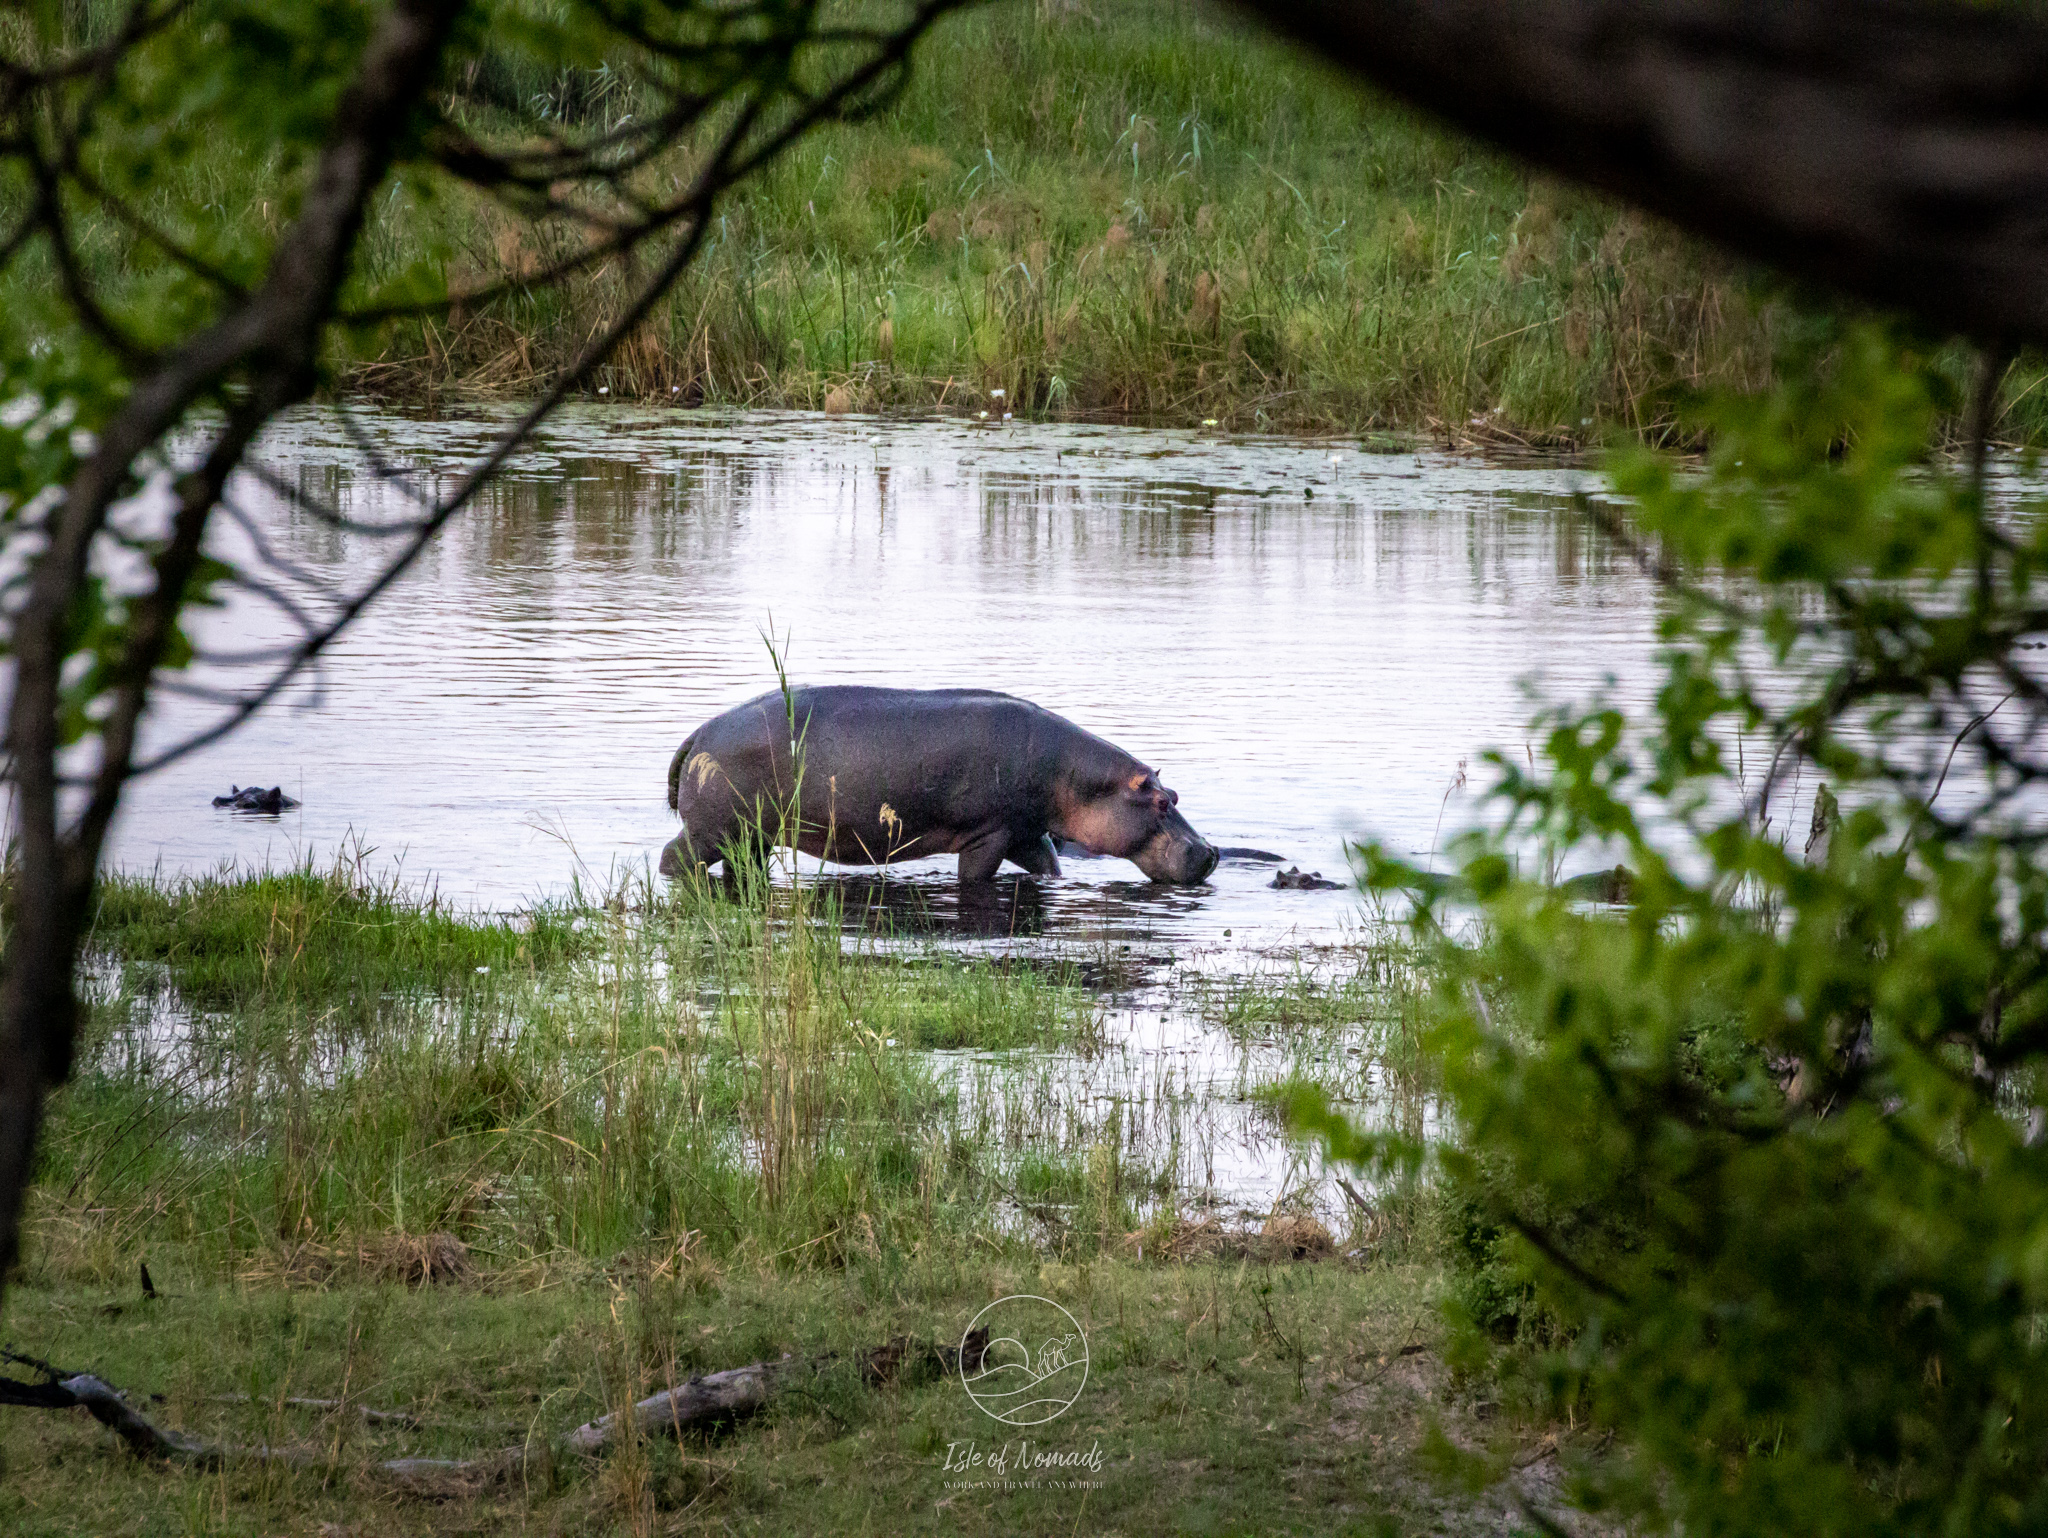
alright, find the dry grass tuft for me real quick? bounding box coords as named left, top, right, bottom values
left=1123, top=1213, right=1338, bottom=1264
left=1259, top=1214, right=1337, bottom=1262
left=1126, top=1216, right=1234, bottom=1262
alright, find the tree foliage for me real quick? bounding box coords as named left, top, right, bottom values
left=1297, top=327, right=2048, bottom=1535
left=0, top=0, right=970, bottom=1309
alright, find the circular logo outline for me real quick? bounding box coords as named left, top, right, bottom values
left=959, top=1294, right=1090, bottom=1426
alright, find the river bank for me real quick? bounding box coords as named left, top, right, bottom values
left=0, top=860, right=1566, bottom=1535
left=362, top=0, right=1772, bottom=445
left=352, top=1, right=2048, bottom=446
left=36, top=1, right=2030, bottom=441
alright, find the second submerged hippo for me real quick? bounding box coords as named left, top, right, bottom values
left=660, top=685, right=1218, bottom=884
left=212, top=784, right=300, bottom=814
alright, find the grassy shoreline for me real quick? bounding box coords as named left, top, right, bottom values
left=32, top=1, right=2035, bottom=445
left=368, top=1, right=1777, bottom=445
left=0, top=859, right=1533, bottom=1534
left=357, top=0, right=2044, bottom=448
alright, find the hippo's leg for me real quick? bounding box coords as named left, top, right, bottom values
left=1003, top=833, right=1061, bottom=877
left=957, top=826, right=1012, bottom=884
left=663, top=800, right=766, bottom=881
left=658, top=832, right=697, bottom=879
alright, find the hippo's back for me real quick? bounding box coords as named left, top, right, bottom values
left=668, top=685, right=1055, bottom=814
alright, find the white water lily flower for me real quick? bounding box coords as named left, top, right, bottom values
left=475, top=966, right=490, bottom=974
left=990, top=388, right=1006, bottom=399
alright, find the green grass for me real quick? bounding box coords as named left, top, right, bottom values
left=43, top=860, right=1233, bottom=1279
left=26, top=0, right=2033, bottom=441
left=89, top=862, right=590, bottom=1010
left=0, top=858, right=1534, bottom=1532
left=1193, top=957, right=1423, bottom=1040
left=0, top=1255, right=1541, bottom=1537
left=382, top=0, right=1780, bottom=442
left=17, top=0, right=2039, bottom=444
left=859, top=957, right=1103, bottom=1050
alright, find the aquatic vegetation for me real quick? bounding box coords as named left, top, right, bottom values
left=87, top=858, right=590, bottom=1011
left=37, top=855, right=1396, bottom=1283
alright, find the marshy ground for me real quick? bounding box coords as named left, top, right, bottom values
left=0, top=860, right=1567, bottom=1535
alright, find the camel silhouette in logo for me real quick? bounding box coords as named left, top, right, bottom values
left=965, top=1326, right=1087, bottom=1424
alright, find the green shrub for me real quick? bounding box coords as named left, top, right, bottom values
left=1296, top=325, right=2048, bottom=1534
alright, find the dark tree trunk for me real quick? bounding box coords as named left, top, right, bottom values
left=0, top=0, right=466, bottom=1301
left=1227, top=0, right=2048, bottom=344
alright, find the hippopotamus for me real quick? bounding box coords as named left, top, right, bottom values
left=1269, top=866, right=1344, bottom=890
left=1557, top=863, right=1636, bottom=904
left=211, top=785, right=299, bottom=813
left=660, top=685, right=1218, bottom=885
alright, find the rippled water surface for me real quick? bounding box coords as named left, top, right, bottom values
left=110, top=404, right=1660, bottom=934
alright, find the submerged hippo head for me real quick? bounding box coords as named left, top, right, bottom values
left=1058, top=767, right=1218, bottom=885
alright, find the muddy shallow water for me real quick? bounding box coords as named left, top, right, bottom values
left=108, top=403, right=1665, bottom=941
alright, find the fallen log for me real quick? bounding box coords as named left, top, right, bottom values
left=0, top=1365, right=216, bottom=1463
left=563, top=1356, right=794, bottom=1455
left=0, top=1328, right=990, bottom=1486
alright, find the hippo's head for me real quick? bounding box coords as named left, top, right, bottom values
left=1057, top=767, right=1218, bottom=885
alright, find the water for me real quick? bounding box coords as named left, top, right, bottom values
left=97, top=403, right=1680, bottom=1219
left=111, top=403, right=1660, bottom=941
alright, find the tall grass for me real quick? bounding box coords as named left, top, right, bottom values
left=22, top=844, right=1445, bottom=1293
left=16, top=1, right=2039, bottom=441
left=375, top=0, right=1785, bottom=442
left=31, top=854, right=1160, bottom=1283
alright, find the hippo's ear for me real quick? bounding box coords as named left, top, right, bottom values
left=1125, top=771, right=1152, bottom=793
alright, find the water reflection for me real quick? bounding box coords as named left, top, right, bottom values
left=74, top=404, right=2031, bottom=1218
left=106, top=405, right=1669, bottom=950
left=813, top=871, right=1053, bottom=941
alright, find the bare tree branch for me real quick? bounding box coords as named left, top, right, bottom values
left=0, top=0, right=977, bottom=1326
left=0, top=0, right=467, bottom=1303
